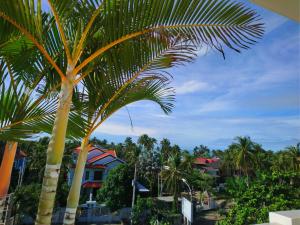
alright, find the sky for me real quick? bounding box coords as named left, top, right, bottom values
left=92, top=2, right=300, bottom=151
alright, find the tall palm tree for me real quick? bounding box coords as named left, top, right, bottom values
left=64, top=38, right=195, bottom=224
left=161, top=152, right=195, bottom=210
left=63, top=68, right=175, bottom=224
left=0, top=1, right=264, bottom=224
left=286, top=143, right=300, bottom=172
left=161, top=151, right=185, bottom=212
left=231, top=136, right=256, bottom=183
left=160, top=138, right=172, bottom=163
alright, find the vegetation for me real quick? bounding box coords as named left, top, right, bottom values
left=97, top=164, right=134, bottom=211
left=0, top=0, right=296, bottom=224
left=218, top=172, right=300, bottom=225
left=2, top=133, right=299, bottom=225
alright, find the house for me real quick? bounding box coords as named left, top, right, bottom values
left=193, top=157, right=220, bottom=177
left=14, top=150, right=27, bottom=186
left=68, top=145, right=124, bottom=196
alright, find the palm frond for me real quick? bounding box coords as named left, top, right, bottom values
left=74, top=0, right=264, bottom=73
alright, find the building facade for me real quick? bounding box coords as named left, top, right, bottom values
left=68, top=146, right=124, bottom=196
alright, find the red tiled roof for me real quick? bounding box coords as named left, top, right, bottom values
left=73, top=146, right=116, bottom=156
left=104, top=150, right=116, bottom=157
left=87, top=152, right=112, bottom=164
left=194, top=157, right=219, bottom=165
left=82, top=181, right=102, bottom=188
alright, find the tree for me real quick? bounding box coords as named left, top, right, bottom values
left=193, top=145, right=210, bottom=157
left=63, top=60, right=175, bottom=224
left=0, top=1, right=264, bottom=223
left=161, top=151, right=191, bottom=212
left=96, top=164, right=134, bottom=211
left=160, top=138, right=172, bottom=163
left=138, top=134, right=158, bottom=193
left=230, top=136, right=256, bottom=183
left=218, top=172, right=300, bottom=225
left=0, top=61, right=57, bottom=198
left=286, top=143, right=300, bottom=172
left=124, top=137, right=141, bottom=167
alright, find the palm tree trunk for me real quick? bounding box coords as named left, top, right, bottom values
left=63, top=138, right=89, bottom=225
left=35, top=77, right=74, bottom=225
left=0, top=141, right=18, bottom=197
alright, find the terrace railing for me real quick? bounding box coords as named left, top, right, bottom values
left=0, top=193, right=14, bottom=225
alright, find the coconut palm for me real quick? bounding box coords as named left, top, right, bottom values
left=230, top=136, right=256, bottom=184
left=160, top=138, right=172, bottom=163
left=220, top=148, right=236, bottom=177
left=161, top=151, right=185, bottom=212
left=0, top=60, right=58, bottom=198
left=63, top=66, right=176, bottom=224
left=0, top=1, right=264, bottom=223
left=286, top=143, right=300, bottom=172
left=63, top=36, right=195, bottom=224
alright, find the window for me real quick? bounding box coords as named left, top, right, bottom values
left=93, top=171, right=103, bottom=181
left=85, top=171, right=90, bottom=181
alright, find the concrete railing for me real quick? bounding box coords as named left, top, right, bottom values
left=256, top=210, right=300, bottom=225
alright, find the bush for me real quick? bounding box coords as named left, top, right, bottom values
left=217, top=172, right=300, bottom=225
left=96, top=164, right=133, bottom=211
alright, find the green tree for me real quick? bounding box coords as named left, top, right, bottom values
left=160, top=138, right=172, bottom=163
left=64, top=61, right=175, bottom=224
left=286, top=143, right=300, bottom=172
left=0, top=61, right=57, bottom=197
left=230, top=136, right=256, bottom=183
left=218, top=172, right=300, bottom=225
left=138, top=134, right=158, bottom=195
left=131, top=197, right=153, bottom=225
left=97, top=164, right=133, bottom=211
left=124, top=137, right=141, bottom=167
left=193, top=145, right=210, bottom=157
left=161, top=151, right=187, bottom=212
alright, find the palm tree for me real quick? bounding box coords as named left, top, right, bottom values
left=286, top=143, right=300, bottom=172
left=230, top=136, right=256, bottom=184
left=138, top=135, right=157, bottom=153
left=0, top=1, right=264, bottom=223
left=0, top=60, right=58, bottom=198
left=160, top=138, right=172, bottom=163
left=64, top=38, right=194, bottom=223
left=161, top=151, right=184, bottom=211
left=63, top=42, right=182, bottom=224
left=285, top=142, right=300, bottom=171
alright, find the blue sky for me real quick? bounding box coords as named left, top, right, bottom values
left=93, top=2, right=300, bottom=151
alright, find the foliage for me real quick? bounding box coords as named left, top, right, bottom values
left=14, top=183, right=41, bottom=219
left=161, top=150, right=194, bottom=211
left=96, top=164, right=133, bottom=211
left=193, top=145, right=210, bottom=157
left=218, top=171, right=300, bottom=225
left=229, top=136, right=256, bottom=179
left=131, top=197, right=154, bottom=225
left=138, top=134, right=160, bottom=195
left=186, top=169, right=214, bottom=192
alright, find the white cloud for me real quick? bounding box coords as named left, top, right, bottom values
left=176, top=80, right=213, bottom=95
left=197, top=100, right=233, bottom=113
left=95, top=122, right=156, bottom=136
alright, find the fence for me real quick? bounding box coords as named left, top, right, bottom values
left=0, top=194, right=14, bottom=225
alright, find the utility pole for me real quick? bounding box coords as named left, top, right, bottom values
left=131, top=163, right=137, bottom=223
